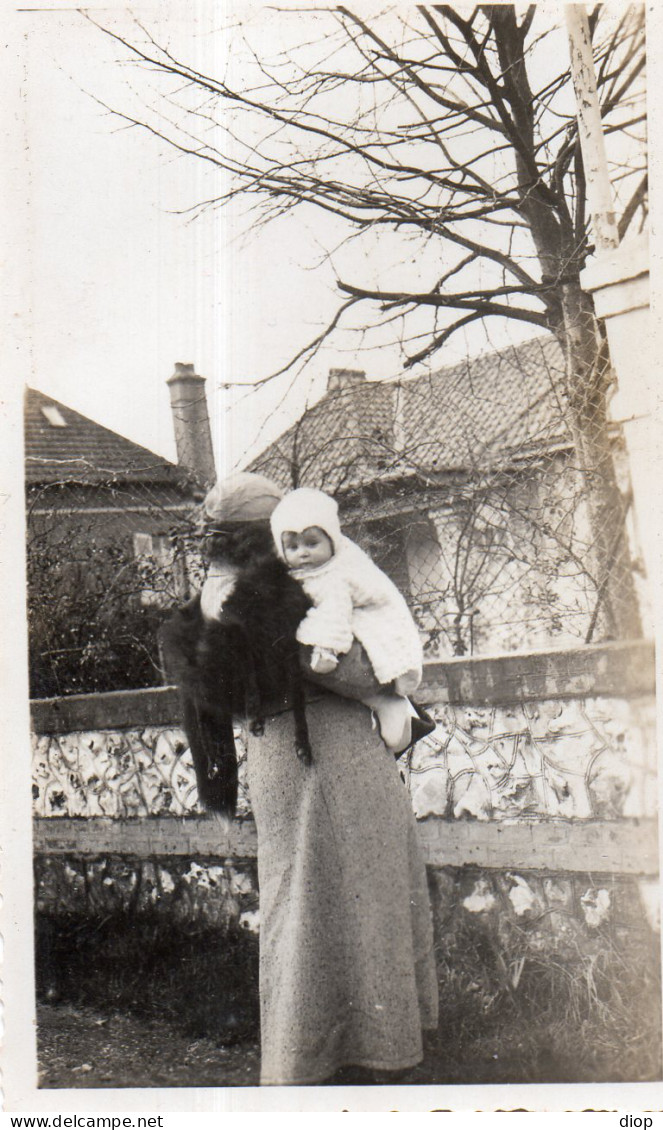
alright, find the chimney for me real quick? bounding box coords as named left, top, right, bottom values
left=327, top=367, right=366, bottom=393
left=167, top=363, right=216, bottom=488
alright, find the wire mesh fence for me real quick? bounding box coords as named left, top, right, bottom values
left=252, top=334, right=648, bottom=660
left=26, top=334, right=649, bottom=696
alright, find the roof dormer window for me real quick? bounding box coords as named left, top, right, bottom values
left=41, top=405, right=67, bottom=427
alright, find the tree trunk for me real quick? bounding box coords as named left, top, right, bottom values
left=490, top=11, right=640, bottom=639
left=559, top=281, right=642, bottom=640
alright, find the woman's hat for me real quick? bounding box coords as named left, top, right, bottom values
left=203, top=472, right=284, bottom=525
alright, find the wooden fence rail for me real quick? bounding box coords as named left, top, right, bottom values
left=29, top=639, right=656, bottom=735
left=33, top=814, right=659, bottom=875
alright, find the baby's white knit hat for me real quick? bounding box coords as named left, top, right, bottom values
left=270, top=487, right=342, bottom=558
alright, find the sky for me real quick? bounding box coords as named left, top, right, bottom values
left=4, top=1, right=554, bottom=479
left=4, top=2, right=650, bottom=479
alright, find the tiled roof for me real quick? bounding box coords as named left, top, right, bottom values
left=25, top=388, right=188, bottom=488
left=249, top=334, right=569, bottom=493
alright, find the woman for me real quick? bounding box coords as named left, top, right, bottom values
left=163, top=471, right=439, bottom=1086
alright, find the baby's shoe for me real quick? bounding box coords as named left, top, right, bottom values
left=393, top=703, right=436, bottom=758
left=410, top=703, right=436, bottom=744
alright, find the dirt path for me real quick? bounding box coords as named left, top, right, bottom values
left=36, top=1003, right=467, bottom=1091
left=35, top=1002, right=523, bottom=1092
left=37, top=1003, right=261, bottom=1089
left=38, top=998, right=644, bottom=1092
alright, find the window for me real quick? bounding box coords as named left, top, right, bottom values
left=40, top=405, right=67, bottom=427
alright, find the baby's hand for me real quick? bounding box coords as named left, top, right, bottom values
left=311, top=646, right=340, bottom=674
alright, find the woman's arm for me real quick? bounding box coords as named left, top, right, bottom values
left=299, top=639, right=383, bottom=701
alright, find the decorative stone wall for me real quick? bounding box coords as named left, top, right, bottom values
left=34, top=854, right=660, bottom=948
left=35, top=854, right=260, bottom=933
left=428, top=868, right=660, bottom=953
left=405, top=694, right=657, bottom=822
left=31, top=647, right=656, bottom=825
left=31, top=694, right=655, bottom=825
left=32, top=725, right=251, bottom=820
left=31, top=642, right=658, bottom=936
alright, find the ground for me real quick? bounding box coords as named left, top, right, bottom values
left=37, top=1003, right=261, bottom=1089
left=36, top=1003, right=516, bottom=1090
left=38, top=1000, right=658, bottom=1091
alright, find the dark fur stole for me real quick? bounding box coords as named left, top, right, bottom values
left=160, top=555, right=312, bottom=816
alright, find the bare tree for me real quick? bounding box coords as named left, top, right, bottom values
left=88, top=4, right=647, bottom=638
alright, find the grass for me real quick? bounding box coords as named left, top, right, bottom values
left=428, top=913, right=662, bottom=1083
left=36, top=911, right=260, bottom=1046
left=35, top=906, right=662, bottom=1085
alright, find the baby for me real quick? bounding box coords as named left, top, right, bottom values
left=270, top=487, right=434, bottom=755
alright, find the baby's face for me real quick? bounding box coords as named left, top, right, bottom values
left=282, top=526, right=334, bottom=569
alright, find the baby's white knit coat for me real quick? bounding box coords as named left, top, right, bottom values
left=292, top=536, right=423, bottom=686
left=270, top=488, right=422, bottom=688
left=270, top=487, right=423, bottom=686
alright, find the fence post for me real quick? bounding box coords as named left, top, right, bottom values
left=564, top=5, right=619, bottom=252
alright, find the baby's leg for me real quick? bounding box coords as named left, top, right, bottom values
left=363, top=692, right=417, bottom=754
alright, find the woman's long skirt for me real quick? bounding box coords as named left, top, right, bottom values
left=246, top=693, right=439, bottom=1086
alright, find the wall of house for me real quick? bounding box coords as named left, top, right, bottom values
left=32, top=641, right=658, bottom=963
left=401, top=454, right=615, bottom=656
left=344, top=512, right=413, bottom=597
left=28, top=505, right=191, bottom=607
left=27, top=486, right=193, bottom=567
left=393, top=443, right=651, bottom=660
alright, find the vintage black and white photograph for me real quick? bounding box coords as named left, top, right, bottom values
left=2, top=0, right=661, bottom=1113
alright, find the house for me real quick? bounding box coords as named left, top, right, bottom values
left=25, top=362, right=218, bottom=562
left=249, top=335, right=634, bottom=656
left=24, top=365, right=214, bottom=695
left=26, top=387, right=193, bottom=525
